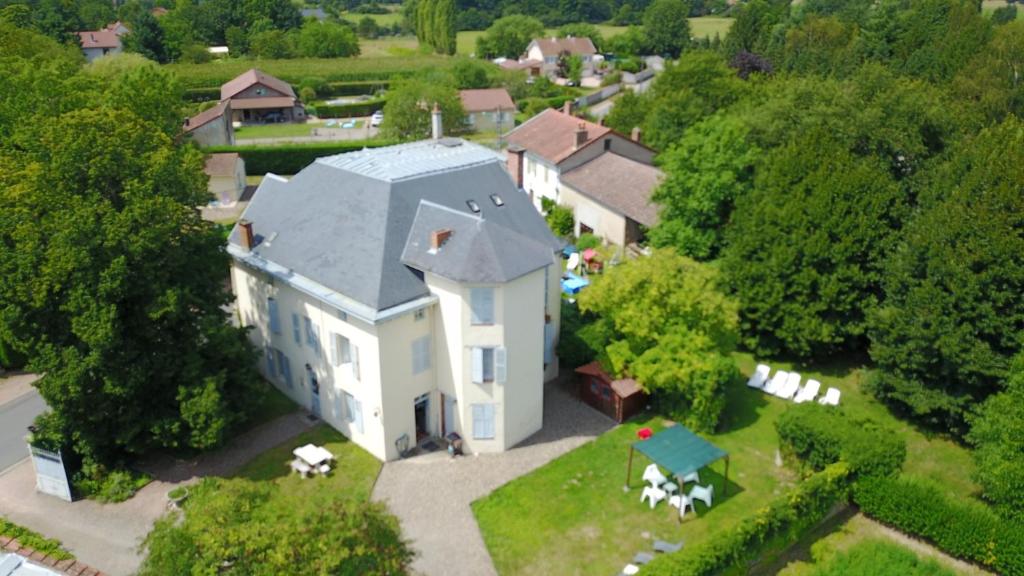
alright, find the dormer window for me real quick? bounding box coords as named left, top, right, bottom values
left=490, top=194, right=504, bottom=207
left=467, top=200, right=481, bottom=213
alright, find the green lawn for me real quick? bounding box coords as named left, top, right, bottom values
left=474, top=356, right=978, bottom=576
left=233, top=423, right=381, bottom=502
left=689, top=16, right=734, bottom=39
left=234, top=122, right=316, bottom=139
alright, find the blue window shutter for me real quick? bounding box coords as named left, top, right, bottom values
left=268, top=299, right=280, bottom=334
left=292, top=313, right=301, bottom=345
left=485, top=405, right=495, bottom=438
left=544, top=323, right=555, bottom=365
left=282, top=355, right=293, bottom=387
left=495, top=347, right=507, bottom=383
left=266, top=347, right=276, bottom=376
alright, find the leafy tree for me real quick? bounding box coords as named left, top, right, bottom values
left=243, top=0, right=303, bottom=31
left=952, top=21, right=1024, bottom=125
left=452, top=58, right=494, bottom=88
left=557, top=51, right=584, bottom=84
left=90, top=58, right=186, bottom=137
left=966, top=351, right=1024, bottom=521
left=643, top=0, right=692, bottom=57
left=475, top=14, right=545, bottom=58
left=723, top=0, right=787, bottom=60
left=248, top=29, right=295, bottom=58
left=604, top=89, right=649, bottom=136
left=867, top=117, right=1024, bottom=431
left=297, top=20, right=360, bottom=57
left=577, top=249, right=739, bottom=431
left=381, top=78, right=465, bottom=140
left=139, top=478, right=413, bottom=575
left=992, top=4, right=1018, bottom=24
left=721, top=134, right=909, bottom=359
left=357, top=15, right=381, bottom=38
left=729, top=50, right=774, bottom=78
left=122, top=11, right=170, bottom=63
left=649, top=113, right=759, bottom=260
left=225, top=25, right=249, bottom=54
left=432, top=0, right=456, bottom=54
left=603, top=25, right=650, bottom=56
left=543, top=200, right=575, bottom=237
left=558, top=22, right=605, bottom=50
left=782, top=15, right=862, bottom=77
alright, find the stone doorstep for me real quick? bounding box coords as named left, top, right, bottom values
left=0, top=538, right=106, bottom=576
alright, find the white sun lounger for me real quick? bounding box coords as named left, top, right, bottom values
left=794, top=379, right=821, bottom=403
left=763, top=370, right=788, bottom=395
left=818, top=387, right=841, bottom=406
left=774, top=372, right=802, bottom=399
left=747, top=364, right=771, bottom=389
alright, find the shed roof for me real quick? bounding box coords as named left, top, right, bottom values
left=204, top=153, right=241, bottom=177
left=611, top=379, right=643, bottom=398
left=633, top=425, right=728, bottom=479
left=220, top=68, right=296, bottom=101
left=560, top=152, right=663, bottom=226
left=184, top=100, right=229, bottom=133
left=459, top=88, right=515, bottom=113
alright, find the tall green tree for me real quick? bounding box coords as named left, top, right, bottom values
left=867, top=116, right=1024, bottom=431
left=122, top=11, right=170, bottom=63
left=475, top=14, right=545, bottom=58
left=297, top=20, right=360, bottom=57
left=952, top=21, right=1024, bottom=126
left=381, top=78, right=465, bottom=140
left=643, top=0, right=691, bottom=57
left=432, top=0, right=456, bottom=54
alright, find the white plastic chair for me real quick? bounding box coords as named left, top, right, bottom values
left=794, top=379, right=821, bottom=403
left=688, top=484, right=714, bottom=508
left=763, top=370, right=788, bottom=395
left=818, top=387, right=841, bottom=406
left=641, top=486, right=667, bottom=509
left=669, top=494, right=694, bottom=518
left=774, top=372, right=802, bottom=399
left=682, top=471, right=699, bottom=484
left=642, top=463, right=667, bottom=488
left=747, top=364, right=771, bottom=389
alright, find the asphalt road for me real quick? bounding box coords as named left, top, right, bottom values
left=0, top=388, right=46, bottom=472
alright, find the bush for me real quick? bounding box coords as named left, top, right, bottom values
left=0, top=517, right=73, bottom=560
left=854, top=476, right=1024, bottom=576
left=644, top=462, right=852, bottom=575
left=316, top=98, right=388, bottom=118
left=545, top=204, right=575, bottom=238
left=576, top=233, right=601, bottom=250
left=322, top=80, right=390, bottom=97
left=183, top=87, right=221, bottom=102
left=776, top=403, right=906, bottom=478
left=73, top=462, right=152, bottom=503
left=0, top=338, right=26, bottom=370
left=204, top=140, right=396, bottom=174
left=809, top=538, right=957, bottom=576
left=558, top=303, right=614, bottom=369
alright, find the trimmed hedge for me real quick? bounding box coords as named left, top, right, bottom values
left=0, top=516, right=73, bottom=560
left=855, top=476, right=1024, bottom=576
left=776, top=403, right=906, bottom=478
left=643, top=462, right=852, bottom=576
left=204, top=140, right=396, bottom=175
left=184, top=87, right=221, bottom=102
left=315, top=98, right=387, bottom=119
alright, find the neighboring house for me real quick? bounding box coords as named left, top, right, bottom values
left=523, top=36, right=597, bottom=78
left=183, top=100, right=235, bottom=147
left=559, top=149, right=662, bottom=246
left=228, top=131, right=563, bottom=462
left=497, top=58, right=542, bottom=78
left=505, top=103, right=655, bottom=213
left=459, top=88, right=516, bottom=133
left=220, top=68, right=305, bottom=124
left=204, top=153, right=247, bottom=206
left=76, top=21, right=127, bottom=62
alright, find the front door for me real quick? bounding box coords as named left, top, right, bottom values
left=414, top=393, right=430, bottom=441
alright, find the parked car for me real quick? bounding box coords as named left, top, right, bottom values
left=370, top=111, right=384, bottom=127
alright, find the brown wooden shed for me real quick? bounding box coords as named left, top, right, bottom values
left=574, top=361, right=647, bottom=423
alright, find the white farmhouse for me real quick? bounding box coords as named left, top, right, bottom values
left=228, top=135, right=562, bottom=461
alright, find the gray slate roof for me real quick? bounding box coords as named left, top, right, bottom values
left=230, top=139, right=559, bottom=312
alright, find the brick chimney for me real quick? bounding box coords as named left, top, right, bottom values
left=573, top=122, right=588, bottom=150
left=631, top=126, right=642, bottom=143
left=506, top=144, right=525, bottom=189
left=431, top=102, right=442, bottom=140
left=562, top=100, right=573, bottom=116
left=430, top=228, right=452, bottom=251
left=238, top=219, right=254, bottom=251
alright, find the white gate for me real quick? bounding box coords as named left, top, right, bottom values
left=28, top=445, right=72, bottom=502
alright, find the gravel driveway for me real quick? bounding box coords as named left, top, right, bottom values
left=373, top=380, right=615, bottom=576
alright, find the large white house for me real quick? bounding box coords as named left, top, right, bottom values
left=228, top=136, right=562, bottom=461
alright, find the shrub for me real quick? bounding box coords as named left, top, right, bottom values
left=576, top=233, right=601, bottom=250
left=0, top=517, right=73, bottom=560
left=183, top=87, right=221, bottom=102
left=644, top=462, right=852, bottom=575
left=854, top=476, right=1024, bottom=576
left=73, top=462, right=152, bottom=503
left=809, top=538, right=957, bottom=576
left=775, top=403, right=906, bottom=478
left=545, top=204, right=575, bottom=238
left=204, top=140, right=395, bottom=174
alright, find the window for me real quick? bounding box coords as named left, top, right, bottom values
left=470, top=287, right=494, bottom=325
left=467, top=199, right=481, bottom=213
left=268, top=298, right=281, bottom=334
left=276, top=350, right=292, bottom=387
left=472, top=404, right=495, bottom=439
left=490, top=194, right=504, bottom=207
left=306, top=365, right=319, bottom=396
left=604, top=139, right=611, bottom=151
left=292, top=313, right=301, bottom=345
left=330, top=333, right=351, bottom=367
left=412, top=336, right=431, bottom=374
left=414, top=308, right=426, bottom=321
left=601, top=386, right=612, bottom=399
left=344, top=392, right=364, bottom=433
left=472, top=347, right=506, bottom=383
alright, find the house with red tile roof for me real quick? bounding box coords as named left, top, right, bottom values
left=459, top=88, right=516, bottom=133
left=76, top=21, right=128, bottom=62
left=505, top=103, right=661, bottom=247
left=183, top=100, right=234, bottom=147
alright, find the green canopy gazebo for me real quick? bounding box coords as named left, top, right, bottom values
left=627, top=425, right=730, bottom=496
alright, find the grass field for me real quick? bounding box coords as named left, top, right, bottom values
left=473, top=354, right=977, bottom=576
left=982, top=0, right=1023, bottom=17
left=235, top=122, right=316, bottom=139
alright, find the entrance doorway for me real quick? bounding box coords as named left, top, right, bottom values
left=414, top=393, right=430, bottom=441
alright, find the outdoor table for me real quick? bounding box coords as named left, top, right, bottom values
left=293, top=444, right=334, bottom=468
left=662, top=481, right=678, bottom=497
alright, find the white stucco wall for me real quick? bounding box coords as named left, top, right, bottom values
left=522, top=154, right=562, bottom=211
left=559, top=183, right=628, bottom=246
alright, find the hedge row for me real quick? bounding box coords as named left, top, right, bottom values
left=184, top=81, right=389, bottom=103
left=855, top=476, right=1024, bottom=576
left=776, top=403, right=906, bottom=479
left=205, top=140, right=395, bottom=174
left=314, top=98, right=387, bottom=119
left=0, top=517, right=74, bottom=561
left=643, top=462, right=853, bottom=576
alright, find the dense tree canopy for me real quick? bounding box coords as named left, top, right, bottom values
left=297, top=20, right=361, bottom=57
left=643, top=0, right=692, bottom=58
left=474, top=14, right=545, bottom=58
left=381, top=76, right=466, bottom=139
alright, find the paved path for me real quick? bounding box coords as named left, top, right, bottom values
left=0, top=410, right=313, bottom=576
left=373, top=381, right=615, bottom=576
left=0, top=374, right=46, bottom=473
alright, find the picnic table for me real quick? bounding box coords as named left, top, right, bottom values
left=291, top=444, right=334, bottom=477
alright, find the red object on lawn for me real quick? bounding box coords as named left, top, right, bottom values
left=582, top=248, right=597, bottom=261
left=637, top=428, right=653, bottom=440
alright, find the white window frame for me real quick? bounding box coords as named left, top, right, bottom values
left=291, top=313, right=301, bottom=345
left=472, top=346, right=506, bottom=384
left=344, top=391, right=364, bottom=433
left=472, top=403, right=495, bottom=439
left=268, top=298, right=281, bottom=334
